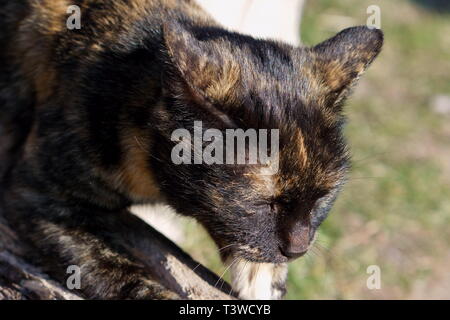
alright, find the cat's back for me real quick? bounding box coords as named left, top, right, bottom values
left=0, top=0, right=215, bottom=183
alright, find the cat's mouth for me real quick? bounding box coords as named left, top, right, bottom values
left=219, top=243, right=290, bottom=264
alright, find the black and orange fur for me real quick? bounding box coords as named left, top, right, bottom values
left=0, top=0, right=383, bottom=299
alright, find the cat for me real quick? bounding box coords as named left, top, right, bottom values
left=0, top=0, right=383, bottom=299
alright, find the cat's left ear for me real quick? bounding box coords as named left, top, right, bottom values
left=311, top=26, right=383, bottom=108
left=162, top=20, right=240, bottom=107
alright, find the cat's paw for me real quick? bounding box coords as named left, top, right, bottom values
left=228, top=259, right=288, bottom=300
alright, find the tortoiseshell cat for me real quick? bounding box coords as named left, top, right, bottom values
left=0, top=0, right=383, bottom=299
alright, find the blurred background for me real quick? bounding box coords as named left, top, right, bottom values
left=137, top=0, right=450, bottom=299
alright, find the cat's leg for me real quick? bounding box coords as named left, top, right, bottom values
left=4, top=192, right=179, bottom=300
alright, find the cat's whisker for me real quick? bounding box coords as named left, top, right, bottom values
left=134, top=136, right=148, bottom=153
left=314, top=240, right=330, bottom=250
left=133, top=135, right=165, bottom=163
left=345, top=176, right=383, bottom=185
left=190, top=244, right=236, bottom=274
left=214, top=257, right=238, bottom=289
left=348, top=176, right=382, bottom=180
left=303, top=251, right=314, bottom=266
left=191, top=262, right=202, bottom=273
left=314, top=233, right=330, bottom=248
left=351, top=151, right=389, bottom=164
left=309, top=245, right=323, bottom=260
left=312, top=241, right=358, bottom=272
left=217, top=243, right=237, bottom=252
left=219, top=255, right=240, bottom=291
left=228, top=259, right=249, bottom=296
left=313, top=240, right=333, bottom=256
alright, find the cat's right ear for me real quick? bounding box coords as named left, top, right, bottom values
left=311, top=26, right=383, bottom=109
left=162, top=21, right=241, bottom=108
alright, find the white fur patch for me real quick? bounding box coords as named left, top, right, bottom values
left=228, top=258, right=288, bottom=300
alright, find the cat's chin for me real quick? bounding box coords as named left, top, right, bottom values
left=227, top=257, right=288, bottom=300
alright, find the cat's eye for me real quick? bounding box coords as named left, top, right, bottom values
left=253, top=201, right=275, bottom=215
left=269, top=202, right=276, bottom=212
left=269, top=200, right=286, bottom=214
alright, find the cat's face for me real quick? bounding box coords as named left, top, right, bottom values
left=153, top=22, right=382, bottom=266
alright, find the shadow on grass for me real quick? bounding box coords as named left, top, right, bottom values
left=411, top=0, right=450, bottom=12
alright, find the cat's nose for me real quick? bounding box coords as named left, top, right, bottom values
left=280, top=219, right=310, bottom=260
left=279, top=244, right=308, bottom=260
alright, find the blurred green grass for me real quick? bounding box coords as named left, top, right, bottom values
left=181, top=0, right=450, bottom=299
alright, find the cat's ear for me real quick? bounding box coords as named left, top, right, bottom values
left=162, top=20, right=241, bottom=107
left=311, top=26, right=383, bottom=108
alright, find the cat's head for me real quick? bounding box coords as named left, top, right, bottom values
left=152, top=22, right=383, bottom=266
